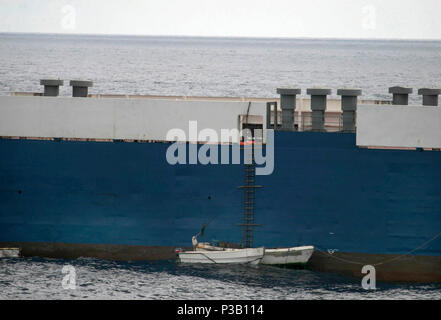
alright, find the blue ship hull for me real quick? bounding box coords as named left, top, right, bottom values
left=1, top=132, right=440, bottom=281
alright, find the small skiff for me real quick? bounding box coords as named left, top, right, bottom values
left=0, top=247, right=21, bottom=258
left=178, top=247, right=265, bottom=264
left=261, top=246, right=314, bottom=267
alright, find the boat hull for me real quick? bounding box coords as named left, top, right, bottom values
left=178, top=247, right=264, bottom=264
left=261, top=246, right=314, bottom=266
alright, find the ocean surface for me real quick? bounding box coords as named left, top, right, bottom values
left=0, top=33, right=441, bottom=102
left=1, top=257, right=440, bottom=300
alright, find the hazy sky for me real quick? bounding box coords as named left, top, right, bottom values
left=1, top=0, right=440, bottom=39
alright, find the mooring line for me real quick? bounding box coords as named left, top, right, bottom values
left=247, top=257, right=263, bottom=265
left=313, top=231, right=441, bottom=267
left=198, top=252, right=218, bottom=264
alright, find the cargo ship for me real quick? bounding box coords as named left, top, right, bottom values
left=0, top=81, right=440, bottom=282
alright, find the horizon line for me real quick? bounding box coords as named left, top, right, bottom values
left=1, top=31, right=441, bottom=42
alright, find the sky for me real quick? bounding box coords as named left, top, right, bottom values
left=0, top=0, right=440, bottom=40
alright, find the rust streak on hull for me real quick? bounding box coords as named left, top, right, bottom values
left=308, top=251, right=441, bottom=283
left=2, top=241, right=440, bottom=283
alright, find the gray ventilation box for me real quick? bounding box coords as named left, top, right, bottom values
left=389, top=86, right=413, bottom=105
left=70, top=80, right=93, bottom=97
left=40, top=79, right=64, bottom=97
left=418, top=88, right=441, bottom=106
left=337, top=88, right=362, bottom=132
left=307, top=88, right=331, bottom=131
left=277, top=87, right=301, bottom=130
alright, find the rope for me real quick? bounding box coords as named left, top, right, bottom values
left=313, top=231, right=441, bottom=266
left=197, top=252, right=218, bottom=264
left=247, top=257, right=263, bottom=264
left=245, top=101, right=252, bottom=126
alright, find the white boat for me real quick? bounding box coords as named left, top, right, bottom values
left=178, top=234, right=264, bottom=264
left=0, top=247, right=21, bottom=258
left=178, top=246, right=264, bottom=265
left=261, top=246, right=314, bottom=267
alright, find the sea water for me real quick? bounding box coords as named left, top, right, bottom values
left=0, top=33, right=440, bottom=103
left=1, top=257, right=440, bottom=299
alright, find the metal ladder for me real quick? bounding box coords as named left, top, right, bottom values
left=238, top=139, right=262, bottom=248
